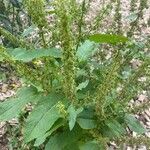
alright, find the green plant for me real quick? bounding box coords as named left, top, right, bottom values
left=0, top=0, right=150, bottom=149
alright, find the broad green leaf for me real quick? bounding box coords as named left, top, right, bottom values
left=76, top=40, right=99, bottom=62
left=88, top=34, right=128, bottom=44
left=0, top=87, right=39, bottom=121
left=68, top=105, right=83, bottom=130
left=45, top=127, right=82, bottom=150
left=64, top=143, right=80, bottom=150
left=105, top=119, right=126, bottom=137
left=77, top=118, right=96, bottom=129
left=34, top=134, right=47, bottom=147
left=79, top=141, right=103, bottom=150
left=6, top=48, right=62, bottom=62
left=24, top=93, right=65, bottom=143
left=76, top=80, right=89, bottom=91
left=34, top=119, right=65, bottom=147
left=125, top=114, right=146, bottom=134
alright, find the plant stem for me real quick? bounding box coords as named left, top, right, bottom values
left=39, top=27, right=47, bottom=48
left=76, top=0, right=86, bottom=51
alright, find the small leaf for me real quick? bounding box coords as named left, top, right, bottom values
left=125, top=114, right=146, bottom=134
left=64, top=143, right=80, bottom=150
left=88, top=34, right=128, bottom=44
left=0, top=87, right=39, bottom=121
left=76, top=80, right=89, bottom=91
left=77, top=118, right=96, bottom=129
left=76, top=40, right=99, bottom=62
left=68, top=105, right=83, bottom=131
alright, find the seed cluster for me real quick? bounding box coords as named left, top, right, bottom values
left=25, top=0, right=47, bottom=28
left=54, top=0, right=77, bottom=102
